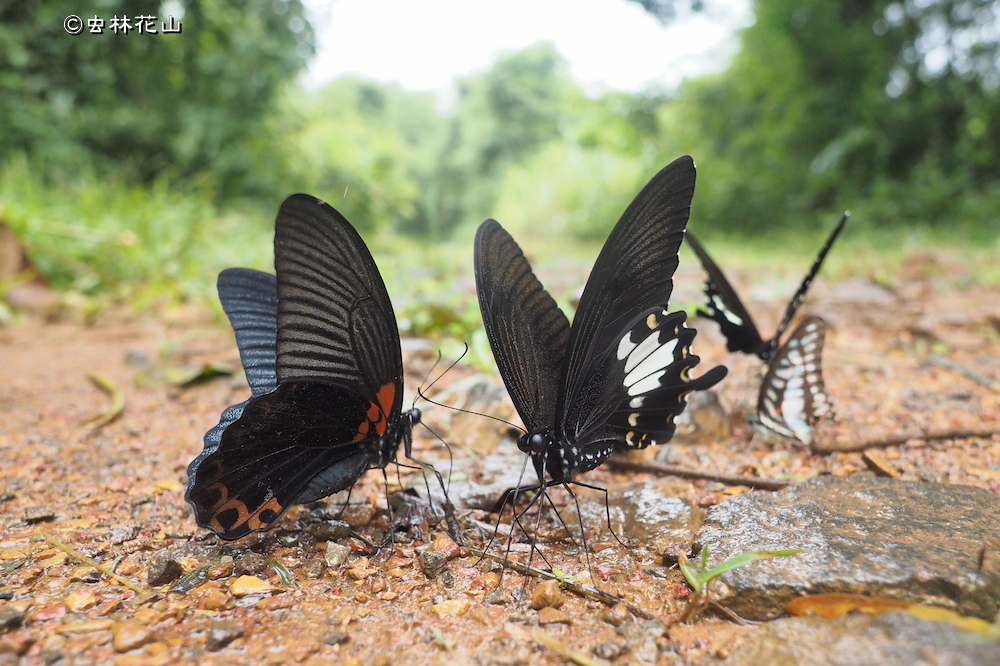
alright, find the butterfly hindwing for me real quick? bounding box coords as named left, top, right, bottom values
left=188, top=383, right=377, bottom=539
left=216, top=268, right=279, bottom=397
left=607, top=310, right=729, bottom=449
left=756, top=316, right=831, bottom=445
left=684, top=232, right=767, bottom=357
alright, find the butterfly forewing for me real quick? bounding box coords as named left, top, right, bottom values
left=772, top=212, right=849, bottom=345
left=757, top=316, right=831, bottom=445
left=474, top=219, right=570, bottom=434
left=560, top=156, right=703, bottom=441
left=685, top=232, right=767, bottom=358
left=274, top=194, right=404, bottom=419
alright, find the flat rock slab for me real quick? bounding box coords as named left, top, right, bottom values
left=695, top=474, right=1000, bottom=620
left=715, top=612, right=999, bottom=666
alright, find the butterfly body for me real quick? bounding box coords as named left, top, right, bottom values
left=186, top=195, right=423, bottom=541
left=475, top=156, right=728, bottom=489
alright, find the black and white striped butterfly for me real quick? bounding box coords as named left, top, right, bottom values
left=474, top=155, right=728, bottom=491
left=685, top=212, right=849, bottom=362
left=686, top=214, right=846, bottom=444
left=755, top=316, right=832, bottom=446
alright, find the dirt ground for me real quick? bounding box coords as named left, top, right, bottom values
left=1, top=252, right=999, bottom=664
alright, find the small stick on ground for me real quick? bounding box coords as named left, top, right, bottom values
left=40, top=533, right=155, bottom=603
left=465, top=545, right=656, bottom=621
left=605, top=459, right=791, bottom=491
left=812, top=428, right=1000, bottom=454
left=929, top=355, right=1000, bottom=391
left=526, top=627, right=608, bottom=666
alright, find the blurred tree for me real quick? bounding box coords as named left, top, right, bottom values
left=632, top=0, right=1000, bottom=229
left=429, top=43, right=571, bottom=236
left=286, top=77, right=446, bottom=232
left=0, top=0, right=313, bottom=197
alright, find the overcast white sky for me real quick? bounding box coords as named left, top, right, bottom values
left=302, top=0, right=752, bottom=93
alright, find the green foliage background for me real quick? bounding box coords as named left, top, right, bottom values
left=1, top=0, right=998, bottom=323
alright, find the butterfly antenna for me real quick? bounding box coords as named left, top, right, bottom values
left=773, top=210, right=850, bottom=344
left=416, top=386, right=526, bottom=434
left=416, top=344, right=470, bottom=405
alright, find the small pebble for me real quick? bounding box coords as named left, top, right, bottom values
left=228, top=575, right=277, bottom=596
left=146, top=556, right=183, bottom=587
left=593, top=639, right=625, bottom=660
left=64, top=587, right=102, bottom=612
left=431, top=598, right=470, bottom=618
left=324, top=543, right=350, bottom=568
left=417, top=551, right=447, bottom=579
left=537, top=607, right=571, bottom=625
left=530, top=580, right=565, bottom=610
left=111, top=620, right=157, bottom=653
left=600, top=603, right=631, bottom=627
left=233, top=552, right=268, bottom=576
left=321, top=630, right=348, bottom=646
left=207, top=556, right=234, bottom=580
left=440, top=570, right=455, bottom=588
left=198, top=588, right=230, bottom=611
left=428, top=533, right=461, bottom=559
left=484, top=590, right=509, bottom=605
left=0, top=607, right=25, bottom=631
left=346, top=561, right=377, bottom=581
left=205, top=620, right=244, bottom=651
left=0, top=590, right=13, bottom=601
left=339, top=504, right=376, bottom=528
left=24, top=507, right=56, bottom=523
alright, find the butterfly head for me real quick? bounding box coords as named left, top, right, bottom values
left=518, top=428, right=553, bottom=455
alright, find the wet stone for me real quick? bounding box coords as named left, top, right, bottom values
left=320, top=630, right=348, bottom=646
left=417, top=550, right=447, bottom=579
left=722, top=612, right=1000, bottom=665
left=580, top=482, right=699, bottom=556
left=306, top=519, right=352, bottom=542
left=23, top=507, right=56, bottom=524
left=695, top=474, right=1000, bottom=621
left=484, top=590, right=509, bottom=605
left=0, top=607, right=24, bottom=631
left=205, top=620, right=245, bottom=651
left=233, top=552, right=268, bottom=576
left=146, top=555, right=183, bottom=587
left=105, top=525, right=138, bottom=545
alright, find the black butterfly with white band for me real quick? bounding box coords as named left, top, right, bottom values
left=474, top=155, right=728, bottom=495
left=686, top=213, right=847, bottom=444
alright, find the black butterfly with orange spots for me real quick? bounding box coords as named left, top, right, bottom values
left=185, top=194, right=421, bottom=540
